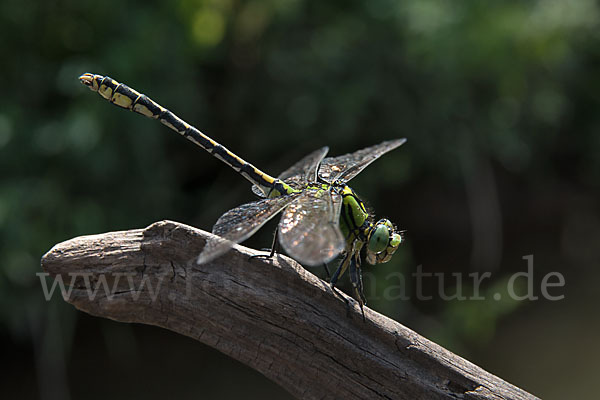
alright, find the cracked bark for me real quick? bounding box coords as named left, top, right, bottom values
left=40, top=220, right=539, bottom=400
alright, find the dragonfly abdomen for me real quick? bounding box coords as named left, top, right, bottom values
left=79, top=73, right=287, bottom=196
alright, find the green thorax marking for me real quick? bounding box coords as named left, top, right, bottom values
left=339, top=185, right=371, bottom=242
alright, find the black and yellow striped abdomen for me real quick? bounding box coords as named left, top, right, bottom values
left=79, top=73, right=294, bottom=198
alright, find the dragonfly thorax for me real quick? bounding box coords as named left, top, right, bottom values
left=337, top=185, right=370, bottom=241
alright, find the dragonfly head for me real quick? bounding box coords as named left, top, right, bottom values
left=366, top=219, right=404, bottom=265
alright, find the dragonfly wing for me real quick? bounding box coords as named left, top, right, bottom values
left=250, top=146, right=329, bottom=196
left=279, top=146, right=329, bottom=185
left=319, top=138, right=406, bottom=183
left=251, top=184, right=267, bottom=198
left=197, top=194, right=298, bottom=264
left=278, top=188, right=345, bottom=266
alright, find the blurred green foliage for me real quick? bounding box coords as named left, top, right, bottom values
left=1, top=0, right=599, bottom=399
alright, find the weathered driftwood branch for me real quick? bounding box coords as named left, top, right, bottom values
left=41, top=220, right=538, bottom=400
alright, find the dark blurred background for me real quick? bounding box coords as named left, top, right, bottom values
left=2, top=0, right=599, bottom=398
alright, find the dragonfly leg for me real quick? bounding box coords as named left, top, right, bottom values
left=330, top=285, right=351, bottom=318
left=329, top=252, right=349, bottom=288
left=248, top=226, right=279, bottom=261
left=322, top=263, right=332, bottom=280
left=349, top=254, right=366, bottom=321
left=329, top=254, right=352, bottom=318
left=357, top=255, right=366, bottom=306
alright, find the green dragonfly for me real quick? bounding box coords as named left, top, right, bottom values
left=79, top=73, right=406, bottom=315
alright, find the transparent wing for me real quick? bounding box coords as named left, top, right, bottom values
left=197, top=194, right=298, bottom=264
left=251, top=184, right=268, bottom=198
left=319, top=138, right=407, bottom=183
left=278, top=188, right=345, bottom=266
left=279, top=146, right=329, bottom=183
left=251, top=146, right=329, bottom=197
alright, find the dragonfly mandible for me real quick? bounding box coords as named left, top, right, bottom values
left=79, top=73, right=406, bottom=316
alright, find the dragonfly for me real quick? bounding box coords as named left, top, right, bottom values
left=79, top=73, right=406, bottom=316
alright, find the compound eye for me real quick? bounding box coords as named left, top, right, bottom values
left=368, top=223, right=390, bottom=254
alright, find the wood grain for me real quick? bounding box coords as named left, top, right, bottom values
left=41, top=220, right=539, bottom=400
